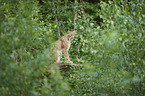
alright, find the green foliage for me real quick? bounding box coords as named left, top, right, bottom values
left=0, top=0, right=144, bottom=96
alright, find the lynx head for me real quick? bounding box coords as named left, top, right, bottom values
left=67, top=31, right=75, bottom=39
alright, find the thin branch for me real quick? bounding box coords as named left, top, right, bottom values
left=80, top=0, right=88, bottom=26
left=74, top=0, right=78, bottom=32
left=53, top=0, right=60, bottom=37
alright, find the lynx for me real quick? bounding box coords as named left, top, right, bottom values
left=50, top=31, right=74, bottom=64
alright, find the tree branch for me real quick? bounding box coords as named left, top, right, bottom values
left=74, top=0, right=78, bottom=32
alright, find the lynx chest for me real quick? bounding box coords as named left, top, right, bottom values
left=67, top=41, right=71, bottom=50
left=65, top=38, right=71, bottom=50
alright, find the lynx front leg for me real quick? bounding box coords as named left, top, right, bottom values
left=63, top=48, right=73, bottom=64
left=53, top=50, right=62, bottom=64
